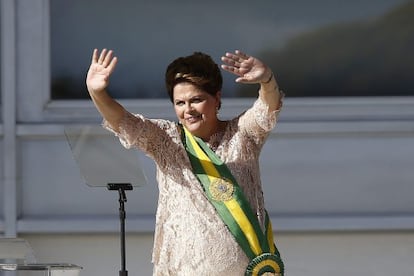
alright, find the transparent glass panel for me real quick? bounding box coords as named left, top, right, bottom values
left=20, top=136, right=156, bottom=217
left=64, top=125, right=147, bottom=187
left=50, top=0, right=414, bottom=99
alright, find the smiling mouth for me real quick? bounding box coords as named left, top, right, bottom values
left=185, top=114, right=202, bottom=123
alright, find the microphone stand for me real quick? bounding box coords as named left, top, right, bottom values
left=107, top=183, right=133, bottom=276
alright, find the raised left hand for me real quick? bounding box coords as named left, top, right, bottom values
left=221, top=50, right=272, bottom=84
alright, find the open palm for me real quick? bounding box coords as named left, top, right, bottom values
left=221, top=50, right=271, bottom=84
left=86, top=49, right=118, bottom=93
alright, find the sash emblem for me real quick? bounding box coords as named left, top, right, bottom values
left=210, top=178, right=234, bottom=202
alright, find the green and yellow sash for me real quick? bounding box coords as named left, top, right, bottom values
left=182, top=126, right=284, bottom=276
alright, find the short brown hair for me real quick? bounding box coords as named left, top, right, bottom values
left=165, top=52, right=223, bottom=105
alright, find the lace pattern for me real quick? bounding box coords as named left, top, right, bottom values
left=103, top=96, right=282, bottom=276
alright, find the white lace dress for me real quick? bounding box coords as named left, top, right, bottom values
left=105, top=97, right=281, bottom=276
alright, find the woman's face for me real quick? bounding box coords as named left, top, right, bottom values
left=173, top=82, right=221, bottom=140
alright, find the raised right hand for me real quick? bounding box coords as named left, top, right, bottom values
left=86, top=49, right=118, bottom=94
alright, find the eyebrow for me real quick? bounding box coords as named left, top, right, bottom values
left=174, top=94, right=205, bottom=102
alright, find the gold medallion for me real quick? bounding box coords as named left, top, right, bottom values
left=209, top=178, right=234, bottom=202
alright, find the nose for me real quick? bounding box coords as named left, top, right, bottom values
left=184, top=102, right=194, bottom=113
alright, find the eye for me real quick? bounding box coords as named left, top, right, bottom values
left=175, top=100, right=185, bottom=106
left=191, top=97, right=203, bottom=104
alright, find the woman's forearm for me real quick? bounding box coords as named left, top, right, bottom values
left=259, top=72, right=282, bottom=112
left=89, top=89, right=126, bottom=133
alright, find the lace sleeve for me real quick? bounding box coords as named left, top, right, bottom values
left=238, top=93, right=284, bottom=146
left=102, top=110, right=177, bottom=157
left=103, top=110, right=147, bottom=148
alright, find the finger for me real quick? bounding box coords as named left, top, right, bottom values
left=91, top=49, right=98, bottom=64
left=235, top=50, right=251, bottom=61
left=220, top=64, right=233, bottom=72
left=107, top=56, right=118, bottom=75
left=102, top=50, right=113, bottom=67
left=235, top=50, right=249, bottom=59
left=98, top=49, right=107, bottom=64
left=221, top=56, right=241, bottom=67
left=235, top=75, right=254, bottom=83
left=235, top=75, right=255, bottom=83
left=221, top=64, right=233, bottom=71
left=221, top=64, right=240, bottom=75
left=224, top=52, right=242, bottom=63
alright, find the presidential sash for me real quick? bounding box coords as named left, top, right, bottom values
left=181, top=126, right=284, bottom=276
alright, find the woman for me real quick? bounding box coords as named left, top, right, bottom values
left=86, top=49, right=284, bottom=276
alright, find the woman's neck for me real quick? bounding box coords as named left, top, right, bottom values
left=200, top=119, right=227, bottom=141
